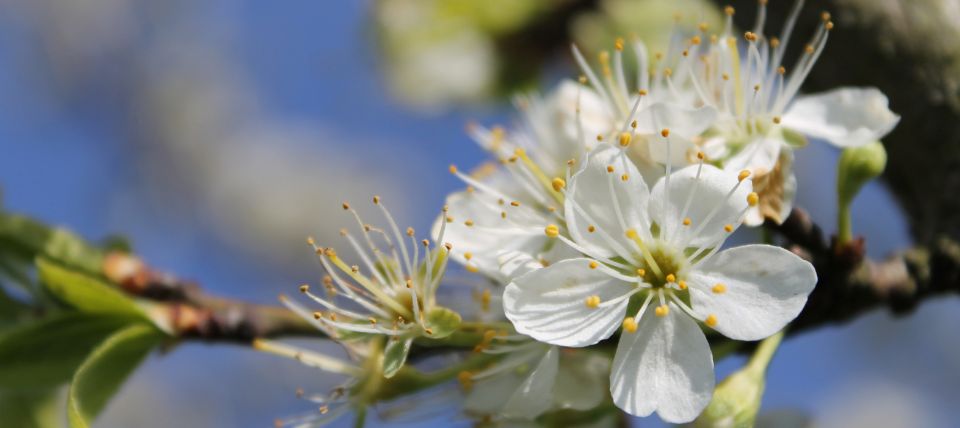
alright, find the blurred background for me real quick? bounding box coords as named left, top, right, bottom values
left=0, top=0, right=956, bottom=427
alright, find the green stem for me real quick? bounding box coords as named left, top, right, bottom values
left=458, top=321, right=516, bottom=331
left=353, top=407, right=367, bottom=428
left=837, top=202, right=853, bottom=246
left=746, top=329, right=784, bottom=374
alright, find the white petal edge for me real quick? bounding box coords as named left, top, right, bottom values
left=632, top=102, right=719, bottom=138
left=503, top=258, right=635, bottom=347
left=610, top=302, right=715, bottom=423
left=781, top=87, right=900, bottom=148
left=686, top=244, right=817, bottom=341
left=502, top=346, right=560, bottom=419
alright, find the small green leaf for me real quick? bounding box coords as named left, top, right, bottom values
left=0, top=213, right=52, bottom=260
left=67, top=324, right=162, bottom=428
left=0, top=389, right=62, bottom=428
left=0, top=285, right=32, bottom=330
left=382, top=335, right=414, bottom=378
left=37, top=258, right=145, bottom=319
left=43, top=229, right=104, bottom=276
left=0, top=313, right=134, bottom=389
left=424, top=307, right=461, bottom=339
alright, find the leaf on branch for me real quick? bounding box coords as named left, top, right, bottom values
left=67, top=323, right=163, bottom=428
left=382, top=335, right=414, bottom=378
left=0, top=389, right=62, bottom=428
left=37, top=258, right=146, bottom=320
left=0, top=313, right=135, bottom=390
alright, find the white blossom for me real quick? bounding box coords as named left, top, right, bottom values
left=502, top=143, right=817, bottom=422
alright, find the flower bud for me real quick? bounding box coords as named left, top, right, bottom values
left=837, top=141, right=887, bottom=207
left=693, top=331, right=784, bottom=428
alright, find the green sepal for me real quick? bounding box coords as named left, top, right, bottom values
left=416, top=246, right=448, bottom=286
left=382, top=334, right=414, bottom=378
left=67, top=324, right=164, bottom=428
left=779, top=127, right=808, bottom=148
left=0, top=389, right=62, bottom=428
left=424, top=307, right=461, bottom=339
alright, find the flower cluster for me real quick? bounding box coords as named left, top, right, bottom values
left=257, top=1, right=899, bottom=426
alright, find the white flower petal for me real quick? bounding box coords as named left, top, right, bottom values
left=566, top=143, right=651, bottom=259
left=502, top=346, right=560, bottom=419
left=439, top=189, right=549, bottom=281
left=551, top=79, right=615, bottom=146
left=722, top=137, right=782, bottom=173
left=649, top=164, right=753, bottom=248
left=647, top=134, right=697, bottom=167
left=686, top=244, right=817, bottom=341
left=781, top=87, right=900, bottom=148
left=498, top=250, right=543, bottom=280
left=503, top=259, right=635, bottom=347
left=553, top=349, right=608, bottom=411
left=632, top=102, right=718, bottom=138
left=610, top=302, right=714, bottom=422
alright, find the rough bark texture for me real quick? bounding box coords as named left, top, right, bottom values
left=719, top=0, right=960, bottom=244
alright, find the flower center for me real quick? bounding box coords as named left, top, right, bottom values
left=635, top=240, right=687, bottom=289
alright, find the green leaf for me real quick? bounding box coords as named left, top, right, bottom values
left=0, top=285, right=32, bottom=330
left=0, top=213, right=52, bottom=260
left=43, top=229, right=104, bottom=276
left=382, top=335, right=414, bottom=378
left=0, top=389, right=62, bottom=428
left=37, top=258, right=145, bottom=319
left=424, top=307, right=461, bottom=339
left=68, top=324, right=162, bottom=428
left=0, top=313, right=135, bottom=389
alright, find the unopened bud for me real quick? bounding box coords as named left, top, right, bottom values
left=837, top=141, right=887, bottom=207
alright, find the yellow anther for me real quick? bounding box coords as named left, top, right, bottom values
left=458, top=371, right=473, bottom=391
left=588, top=225, right=595, bottom=233
left=631, top=120, right=638, bottom=128
left=510, top=201, right=519, bottom=207
left=596, top=134, right=603, bottom=141
left=501, top=211, right=506, bottom=218
left=585, top=295, right=601, bottom=308
left=464, top=252, right=473, bottom=260
left=738, top=170, right=751, bottom=181
left=625, top=228, right=638, bottom=239
left=514, top=147, right=526, bottom=156
left=713, top=284, right=727, bottom=293
left=771, top=37, right=780, bottom=48
left=677, top=281, right=687, bottom=290
left=655, top=305, right=669, bottom=317
left=748, top=192, right=759, bottom=206
left=481, top=289, right=491, bottom=305
left=699, top=23, right=708, bottom=31
left=445, top=243, right=452, bottom=250
left=339, top=229, right=348, bottom=236
left=299, top=285, right=309, bottom=293
left=324, top=248, right=337, bottom=257
left=342, top=203, right=350, bottom=210
left=449, top=165, right=457, bottom=174
left=773, top=117, right=782, bottom=124
left=579, top=76, right=587, bottom=84
left=307, top=237, right=314, bottom=245
left=545, top=224, right=560, bottom=238
left=663, top=69, right=672, bottom=77
left=697, top=152, right=705, bottom=160
left=508, top=156, right=517, bottom=162
left=464, top=220, right=474, bottom=226
left=754, top=84, right=760, bottom=91
left=805, top=45, right=814, bottom=54
left=615, top=38, right=624, bottom=51
left=446, top=216, right=453, bottom=223
left=621, top=174, right=629, bottom=181
left=656, top=52, right=663, bottom=60
left=552, top=177, right=566, bottom=192
left=619, top=132, right=632, bottom=147
left=705, top=314, right=718, bottom=327
left=422, top=239, right=429, bottom=247
left=661, top=129, right=670, bottom=137
left=406, top=280, right=412, bottom=288
left=778, top=66, right=786, bottom=75
left=548, top=206, right=556, bottom=212
left=725, top=6, right=734, bottom=15
left=683, top=49, right=689, bottom=56
left=622, top=317, right=638, bottom=333
left=725, top=224, right=734, bottom=233
left=673, top=12, right=682, bottom=20
left=406, top=228, right=414, bottom=236
left=665, top=274, right=676, bottom=283
left=722, top=73, right=729, bottom=80
left=313, top=312, right=322, bottom=320
left=467, top=186, right=474, bottom=193
left=589, top=261, right=598, bottom=269
left=826, top=21, right=834, bottom=30
left=637, top=268, right=645, bottom=276
left=352, top=265, right=359, bottom=273
left=373, top=196, right=380, bottom=204
left=330, top=313, right=337, bottom=321
left=368, top=317, right=377, bottom=324
left=638, top=89, right=647, bottom=96
left=607, top=166, right=615, bottom=173
left=467, top=265, right=479, bottom=273
left=425, top=328, right=433, bottom=335
left=498, top=199, right=504, bottom=205
left=567, top=159, right=576, bottom=166
left=683, top=218, right=691, bottom=226
left=692, top=36, right=701, bottom=44
left=822, top=12, right=831, bottom=21
left=711, top=35, right=718, bottom=43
